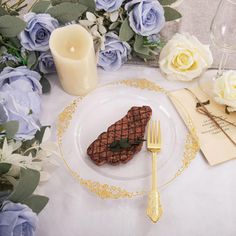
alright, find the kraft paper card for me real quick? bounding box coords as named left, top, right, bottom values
left=170, top=86, right=236, bottom=166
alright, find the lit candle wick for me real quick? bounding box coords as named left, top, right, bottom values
left=70, top=46, right=75, bottom=53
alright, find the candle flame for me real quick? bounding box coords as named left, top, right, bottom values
left=70, top=46, right=75, bottom=53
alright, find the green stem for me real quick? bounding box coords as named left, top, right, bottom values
left=1, top=41, right=18, bottom=52
left=0, top=40, right=26, bottom=65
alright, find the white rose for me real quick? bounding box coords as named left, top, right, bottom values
left=159, top=33, right=213, bottom=81
left=214, top=70, right=236, bottom=112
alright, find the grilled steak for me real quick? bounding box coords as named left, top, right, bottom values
left=87, top=106, right=152, bottom=166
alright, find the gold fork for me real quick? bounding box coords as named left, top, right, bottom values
left=146, top=120, right=163, bottom=223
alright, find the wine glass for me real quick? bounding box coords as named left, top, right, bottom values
left=199, top=0, right=236, bottom=95
left=211, top=0, right=236, bottom=77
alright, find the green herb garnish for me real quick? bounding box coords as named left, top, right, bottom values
left=109, top=138, right=146, bottom=152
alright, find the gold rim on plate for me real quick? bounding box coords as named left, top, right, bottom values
left=56, top=79, right=200, bottom=199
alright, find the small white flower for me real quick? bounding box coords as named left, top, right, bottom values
left=99, top=25, right=107, bottom=34
left=91, top=25, right=99, bottom=36
left=97, top=17, right=104, bottom=25
left=0, top=128, right=60, bottom=182
left=79, top=20, right=94, bottom=27
left=86, top=12, right=97, bottom=22
left=214, top=70, right=236, bottom=112
left=109, top=11, right=119, bottom=22
left=79, top=12, right=107, bottom=52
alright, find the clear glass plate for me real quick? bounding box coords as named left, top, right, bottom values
left=58, top=81, right=190, bottom=194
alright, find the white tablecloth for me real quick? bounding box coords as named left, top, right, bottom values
left=37, top=66, right=236, bottom=236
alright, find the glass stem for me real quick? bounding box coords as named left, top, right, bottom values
left=216, top=52, right=229, bottom=78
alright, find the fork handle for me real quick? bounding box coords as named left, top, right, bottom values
left=146, top=152, right=163, bottom=223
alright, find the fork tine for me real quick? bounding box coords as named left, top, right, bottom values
left=147, top=120, right=161, bottom=149
left=157, top=120, right=161, bottom=146
left=147, top=120, right=151, bottom=144
left=155, top=120, right=158, bottom=144
left=152, top=120, right=155, bottom=144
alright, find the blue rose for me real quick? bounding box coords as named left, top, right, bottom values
left=0, top=67, right=42, bottom=140
left=125, top=0, right=165, bottom=36
left=0, top=84, right=41, bottom=140
left=0, top=201, right=38, bottom=236
left=0, top=103, right=8, bottom=123
left=98, top=33, right=131, bottom=71
left=96, top=0, right=123, bottom=12
left=20, top=13, right=59, bottom=52
left=0, top=66, right=42, bottom=94
left=38, top=51, right=56, bottom=74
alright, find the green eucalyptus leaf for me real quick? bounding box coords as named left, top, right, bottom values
left=119, top=18, right=134, bottom=42
left=8, top=168, right=40, bottom=202
left=135, top=52, right=153, bottom=60
left=40, top=76, right=51, bottom=93
left=0, top=163, right=11, bottom=175
left=21, top=195, right=49, bottom=214
left=134, top=35, right=150, bottom=56
left=8, top=37, right=21, bottom=48
left=0, top=6, right=8, bottom=16
left=50, top=0, right=78, bottom=6
left=27, top=51, right=37, bottom=69
left=2, top=121, right=19, bottom=139
left=159, top=0, right=178, bottom=6
left=32, top=0, right=51, bottom=13
left=79, top=0, right=95, bottom=12
left=50, top=0, right=62, bottom=5
left=164, top=7, right=182, bottom=21
left=0, top=46, right=7, bottom=54
left=47, top=2, right=87, bottom=23
left=0, top=15, right=26, bottom=38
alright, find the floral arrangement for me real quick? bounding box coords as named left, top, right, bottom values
left=0, top=1, right=62, bottom=235
left=0, top=67, right=58, bottom=235
left=0, top=0, right=183, bottom=74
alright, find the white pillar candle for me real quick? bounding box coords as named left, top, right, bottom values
left=49, top=24, right=98, bottom=96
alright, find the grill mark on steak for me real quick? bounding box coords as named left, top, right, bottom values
left=87, top=106, right=152, bottom=166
